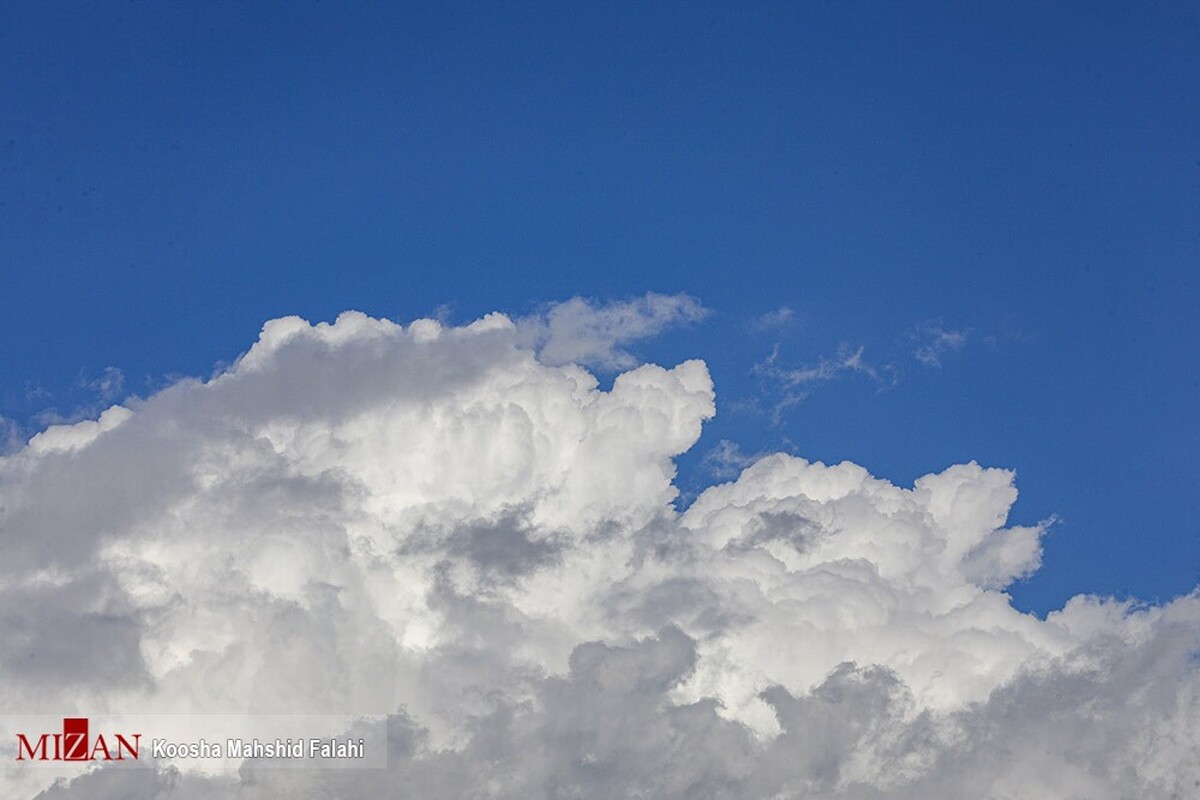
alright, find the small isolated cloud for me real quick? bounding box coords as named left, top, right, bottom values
left=701, top=439, right=760, bottom=480
left=524, top=292, right=708, bottom=369
left=80, top=366, right=125, bottom=401
left=753, top=342, right=895, bottom=423
left=909, top=321, right=969, bottom=367
left=1, top=306, right=1197, bottom=799
left=750, top=306, right=798, bottom=332
left=93, top=366, right=125, bottom=399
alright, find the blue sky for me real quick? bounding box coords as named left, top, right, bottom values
left=2, top=1, right=1198, bottom=616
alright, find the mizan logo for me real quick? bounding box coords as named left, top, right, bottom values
left=16, top=718, right=140, bottom=762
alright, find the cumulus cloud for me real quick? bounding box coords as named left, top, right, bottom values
left=0, top=306, right=1196, bottom=799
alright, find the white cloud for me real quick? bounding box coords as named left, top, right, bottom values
left=1, top=307, right=1196, bottom=799
left=523, top=292, right=708, bottom=369
left=26, top=405, right=133, bottom=455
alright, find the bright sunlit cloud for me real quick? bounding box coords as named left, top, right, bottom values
left=3, top=301, right=1196, bottom=799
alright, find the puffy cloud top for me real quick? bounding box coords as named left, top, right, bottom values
left=1, top=306, right=1196, bottom=799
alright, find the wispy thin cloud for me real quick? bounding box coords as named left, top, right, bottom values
left=0, top=415, right=23, bottom=455
left=753, top=342, right=896, bottom=424
left=749, top=306, right=799, bottom=333
left=79, top=365, right=125, bottom=401
left=701, top=439, right=760, bottom=480
left=908, top=320, right=969, bottom=368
